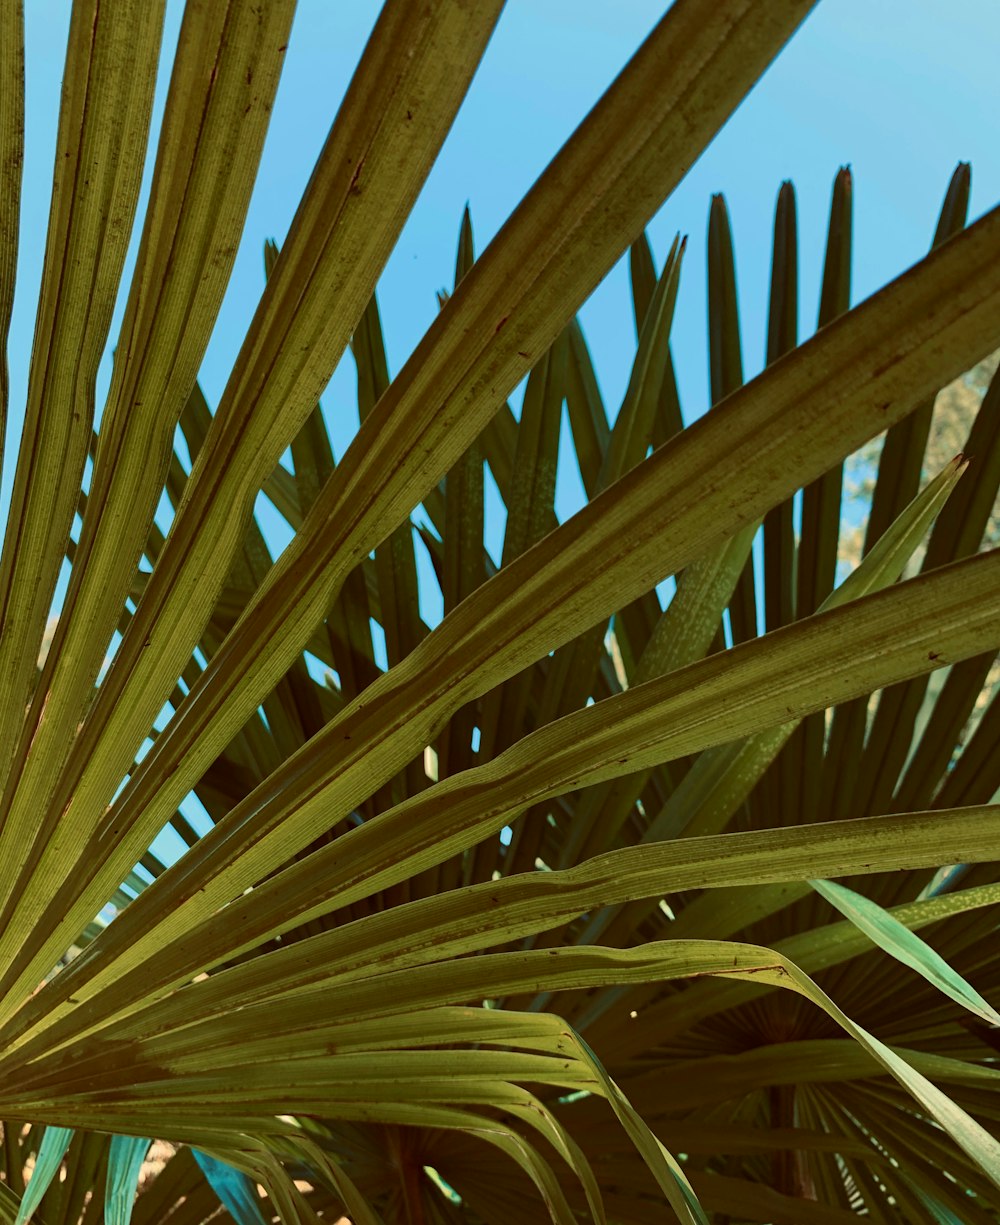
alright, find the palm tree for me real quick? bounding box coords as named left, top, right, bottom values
left=0, top=1, right=998, bottom=1222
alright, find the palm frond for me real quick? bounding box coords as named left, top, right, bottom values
left=0, top=3, right=999, bottom=1222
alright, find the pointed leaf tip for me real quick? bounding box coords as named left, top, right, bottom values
left=810, top=877, right=1000, bottom=1027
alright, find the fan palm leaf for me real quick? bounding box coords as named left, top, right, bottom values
left=0, top=2, right=999, bottom=1222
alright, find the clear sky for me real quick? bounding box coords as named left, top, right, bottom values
left=5, top=0, right=1000, bottom=599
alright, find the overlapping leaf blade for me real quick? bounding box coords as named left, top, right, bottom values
left=1, top=4, right=999, bottom=1223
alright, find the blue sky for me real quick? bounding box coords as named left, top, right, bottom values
left=5, top=0, right=1000, bottom=597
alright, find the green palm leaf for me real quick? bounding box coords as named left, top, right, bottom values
left=1, top=2, right=1000, bottom=1222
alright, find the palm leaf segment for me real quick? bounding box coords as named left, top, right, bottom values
left=0, top=2, right=999, bottom=1222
